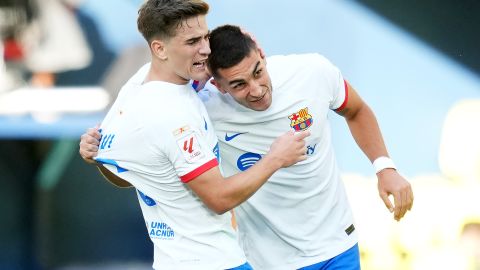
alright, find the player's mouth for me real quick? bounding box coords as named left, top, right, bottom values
left=193, top=59, right=207, bottom=70
left=250, top=91, right=267, bottom=103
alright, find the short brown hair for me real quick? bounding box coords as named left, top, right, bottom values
left=137, top=0, right=209, bottom=42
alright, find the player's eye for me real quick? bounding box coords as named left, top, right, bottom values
left=233, top=82, right=246, bottom=90
left=186, top=39, right=199, bottom=45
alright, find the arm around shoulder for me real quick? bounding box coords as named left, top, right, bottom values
left=187, top=130, right=309, bottom=214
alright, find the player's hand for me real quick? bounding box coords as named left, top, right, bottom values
left=268, top=130, right=310, bottom=168
left=79, top=125, right=101, bottom=164
left=377, top=169, right=414, bottom=221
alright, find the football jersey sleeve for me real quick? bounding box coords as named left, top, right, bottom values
left=309, top=54, right=347, bottom=111
left=145, top=112, right=219, bottom=184
left=333, top=79, right=348, bottom=112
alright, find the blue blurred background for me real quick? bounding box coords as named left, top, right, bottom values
left=1, top=0, right=479, bottom=269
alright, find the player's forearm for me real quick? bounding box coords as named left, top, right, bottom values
left=346, top=104, right=389, bottom=162
left=211, top=154, right=282, bottom=214
left=190, top=130, right=307, bottom=214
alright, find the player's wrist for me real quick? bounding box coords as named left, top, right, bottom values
left=372, top=156, right=396, bottom=174
left=262, top=153, right=283, bottom=171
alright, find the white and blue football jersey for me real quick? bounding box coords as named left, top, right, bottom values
left=96, top=64, right=246, bottom=270
left=202, top=54, right=358, bottom=270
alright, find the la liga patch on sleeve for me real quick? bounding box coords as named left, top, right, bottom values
left=176, top=131, right=205, bottom=163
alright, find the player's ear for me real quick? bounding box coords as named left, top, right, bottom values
left=211, top=79, right=227, bottom=94
left=150, top=39, right=167, bottom=60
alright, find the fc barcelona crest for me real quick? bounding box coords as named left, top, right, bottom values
left=289, top=107, right=313, bottom=131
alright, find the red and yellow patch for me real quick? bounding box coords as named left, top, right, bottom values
left=288, top=107, right=313, bottom=131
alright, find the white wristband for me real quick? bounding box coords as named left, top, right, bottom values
left=372, top=156, right=396, bottom=173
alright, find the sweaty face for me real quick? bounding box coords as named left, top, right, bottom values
left=164, top=15, right=211, bottom=84
left=215, top=50, right=273, bottom=111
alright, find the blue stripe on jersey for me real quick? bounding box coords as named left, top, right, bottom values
left=297, top=243, right=360, bottom=270
left=213, top=143, right=220, bottom=162
left=138, top=190, right=156, bottom=206
left=95, top=158, right=129, bottom=173
left=192, top=80, right=199, bottom=91
left=225, top=262, right=253, bottom=270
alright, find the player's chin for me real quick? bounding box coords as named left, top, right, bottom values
left=190, top=67, right=209, bottom=81
left=191, top=73, right=209, bottom=82
left=248, top=96, right=272, bottom=111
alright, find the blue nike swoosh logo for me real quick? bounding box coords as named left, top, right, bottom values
left=225, top=132, right=247, bottom=141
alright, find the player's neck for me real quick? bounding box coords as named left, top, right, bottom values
left=145, top=60, right=189, bottom=85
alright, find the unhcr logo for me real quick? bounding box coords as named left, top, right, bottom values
left=148, top=221, right=175, bottom=240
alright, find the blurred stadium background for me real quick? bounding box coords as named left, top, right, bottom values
left=1, top=0, right=479, bottom=269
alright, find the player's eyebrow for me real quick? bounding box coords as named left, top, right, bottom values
left=251, top=61, right=261, bottom=75
left=228, top=61, right=261, bottom=86
left=185, top=30, right=210, bottom=44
